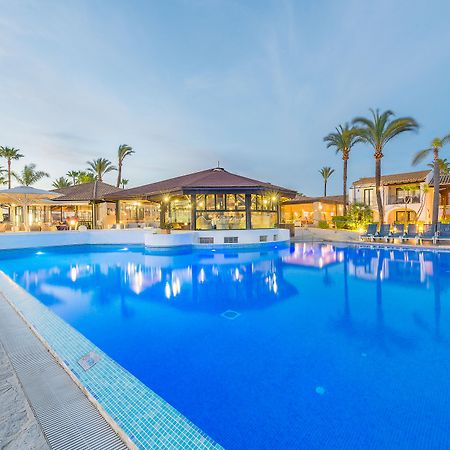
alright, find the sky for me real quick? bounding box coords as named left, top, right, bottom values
left=1, top=0, right=450, bottom=195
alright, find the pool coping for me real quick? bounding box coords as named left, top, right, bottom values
left=0, top=271, right=222, bottom=449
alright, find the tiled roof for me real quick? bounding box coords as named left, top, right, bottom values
left=282, top=195, right=345, bottom=205
left=104, top=167, right=297, bottom=200
left=429, top=174, right=450, bottom=186
left=52, top=181, right=122, bottom=201
left=352, top=170, right=430, bottom=187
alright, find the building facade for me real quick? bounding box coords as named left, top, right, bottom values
left=349, top=170, right=432, bottom=224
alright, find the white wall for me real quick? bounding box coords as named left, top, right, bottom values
left=146, top=229, right=289, bottom=247
left=0, top=229, right=148, bottom=250
left=0, top=228, right=290, bottom=250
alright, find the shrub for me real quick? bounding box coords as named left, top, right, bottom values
left=318, top=220, right=329, bottom=229
left=345, top=203, right=374, bottom=230
left=332, top=215, right=348, bottom=229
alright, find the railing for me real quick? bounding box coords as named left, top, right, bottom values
left=387, top=195, right=420, bottom=205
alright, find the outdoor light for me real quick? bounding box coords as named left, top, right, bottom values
left=163, top=196, right=170, bottom=203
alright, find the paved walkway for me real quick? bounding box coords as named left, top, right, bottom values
left=0, top=295, right=128, bottom=450
left=0, top=340, right=49, bottom=450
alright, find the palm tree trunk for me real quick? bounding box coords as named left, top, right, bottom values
left=375, top=156, right=384, bottom=224
left=116, top=162, right=122, bottom=188
left=432, top=148, right=440, bottom=231
left=343, top=155, right=348, bottom=216
left=324, top=180, right=327, bottom=197
left=7, top=159, right=11, bottom=189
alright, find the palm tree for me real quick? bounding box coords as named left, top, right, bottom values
left=52, top=177, right=72, bottom=189
left=0, top=166, right=7, bottom=186
left=324, top=124, right=363, bottom=215
left=319, top=166, right=335, bottom=197
left=77, top=171, right=95, bottom=184
left=120, top=178, right=129, bottom=189
left=116, top=144, right=134, bottom=187
left=66, top=170, right=80, bottom=185
left=353, top=109, right=418, bottom=224
left=86, top=158, right=116, bottom=182
left=427, top=158, right=450, bottom=175
left=413, top=135, right=450, bottom=230
left=13, top=164, right=49, bottom=186
left=0, top=147, right=24, bottom=188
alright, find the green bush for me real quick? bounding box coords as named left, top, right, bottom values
left=332, top=215, right=348, bottom=229
left=318, top=220, right=329, bottom=229
left=345, top=203, right=374, bottom=230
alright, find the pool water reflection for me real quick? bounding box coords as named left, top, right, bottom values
left=1, top=243, right=450, bottom=449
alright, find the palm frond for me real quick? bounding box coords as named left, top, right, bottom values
left=412, top=148, right=432, bottom=166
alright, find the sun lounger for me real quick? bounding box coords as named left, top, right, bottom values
left=401, top=224, right=419, bottom=243
left=373, top=224, right=391, bottom=242
left=436, top=223, right=450, bottom=244
left=390, top=223, right=405, bottom=240
left=360, top=224, right=377, bottom=241
left=419, top=224, right=437, bottom=244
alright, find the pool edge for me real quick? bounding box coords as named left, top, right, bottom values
left=0, top=271, right=222, bottom=450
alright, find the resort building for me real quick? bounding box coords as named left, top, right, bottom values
left=429, top=174, right=450, bottom=221
left=52, top=181, right=121, bottom=229
left=104, top=167, right=297, bottom=230
left=281, top=195, right=344, bottom=226
left=350, top=170, right=431, bottom=224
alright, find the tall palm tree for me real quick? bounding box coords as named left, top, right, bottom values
left=52, top=177, right=72, bottom=189
left=319, top=166, right=334, bottom=197
left=13, top=164, right=49, bottom=186
left=413, top=135, right=450, bottom=230
left=86, top=158, right=116, bottom=182
left=116, top=144, right=134, bottom=187
left=120, top=178, right=129, bottom=189
left=66, top=170, right=80, bottom=185
left=324, top=124, right=363, bottom=215
left=0, top=147, right=24, bottom=188
left=353, top=109, right=418, bottom=224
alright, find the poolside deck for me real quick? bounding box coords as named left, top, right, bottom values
left=0, top=294, right=129, bottom=450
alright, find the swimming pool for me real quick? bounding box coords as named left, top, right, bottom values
left=1, top=243, right=449, bottom=449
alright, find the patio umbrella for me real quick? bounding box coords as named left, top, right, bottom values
left=0, top=186, right=61, bottom=231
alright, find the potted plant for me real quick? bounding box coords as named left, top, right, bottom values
left=160, top=223, right=172, bottom=234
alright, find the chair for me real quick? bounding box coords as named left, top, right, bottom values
left=419, top=224, right=437, bottom=244
left=436, top=223, right=450, bottom=244
left=373, top=224, right=391, bottom=242
left=360, top=224, right=377, bottom=241
left=401, top=224, right=419, bottom=243
left=390, top=223, right=405, bottom=240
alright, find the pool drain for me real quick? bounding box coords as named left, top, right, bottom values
left=221, top=310, right=241, bottom=320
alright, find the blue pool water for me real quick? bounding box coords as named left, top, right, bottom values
left=1, top=243, right=450, bottom=449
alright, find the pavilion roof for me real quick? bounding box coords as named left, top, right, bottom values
left=104, top=167, right=297, bottom=200
left=52, top=181, right=122, bottom=202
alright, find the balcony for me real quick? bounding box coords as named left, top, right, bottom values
left=387, top=195, right=420, bottom=205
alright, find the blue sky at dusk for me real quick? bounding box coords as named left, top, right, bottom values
left=1, top=0, right=450, bottom=194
